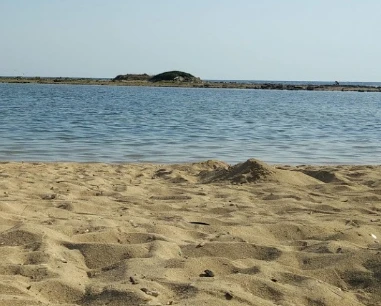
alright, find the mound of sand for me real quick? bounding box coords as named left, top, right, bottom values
left=199, top=159, right=321, bottom=186
left=0, top=160, right=380, bottom=305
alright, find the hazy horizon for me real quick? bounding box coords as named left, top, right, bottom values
left=1, top=0, right=380, bottom=82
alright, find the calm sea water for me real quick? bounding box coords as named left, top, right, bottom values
left=0, top=83, right=380, bottom=165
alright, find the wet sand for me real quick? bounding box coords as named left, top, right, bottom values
left=0, top=159, right=380, bottom=305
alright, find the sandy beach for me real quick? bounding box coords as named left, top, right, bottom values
left=0, top=159, right=380, bottom=305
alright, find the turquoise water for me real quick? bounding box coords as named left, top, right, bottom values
left=0, top=83, right=380, bottom=164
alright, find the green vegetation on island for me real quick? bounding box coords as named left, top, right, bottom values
left=112, top=73, right=150, bottom=81
left=148, top=71, right=201, bottom=83
left=112, top=70, right=201, bottom=83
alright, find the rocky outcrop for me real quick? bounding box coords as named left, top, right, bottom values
left=2, top=77, right=380, bottom=92
left=149, top=71, right=201, bottom=83
left=112, top=74, right=150, bottom=81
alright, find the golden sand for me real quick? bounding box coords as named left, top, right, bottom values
left=0, top=159, right=380, bottom=305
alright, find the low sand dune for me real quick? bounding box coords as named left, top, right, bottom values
left=0, top=160, right=380, bottom=305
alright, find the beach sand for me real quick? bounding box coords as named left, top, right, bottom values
left=0, top=159, right=380, bottom=305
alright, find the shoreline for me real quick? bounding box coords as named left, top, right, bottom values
left=1, top=76, right=381, bottom=92
left=0, top=159, right=380, bottom=167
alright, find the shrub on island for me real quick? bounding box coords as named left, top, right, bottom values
left=112, top=74, right=151, bottom=81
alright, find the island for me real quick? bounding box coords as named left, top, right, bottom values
left=0, top=71, right=380, bottom=92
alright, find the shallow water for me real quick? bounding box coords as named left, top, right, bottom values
left=0, top=83, right=380, bottom=164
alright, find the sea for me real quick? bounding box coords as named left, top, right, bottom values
left=0, top=82, right=380, bottom=165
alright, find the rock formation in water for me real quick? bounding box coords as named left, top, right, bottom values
left=112, top=74, right=151, bottom=81
left=149, top=71, right=201, bottom=83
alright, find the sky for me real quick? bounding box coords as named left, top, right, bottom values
left=1, top=0, right=380, bottom=81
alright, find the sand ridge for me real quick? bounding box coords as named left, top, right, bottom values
left=0, top=160, right=380, bottom=305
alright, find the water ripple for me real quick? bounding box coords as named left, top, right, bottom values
left=0, top=83, right=380, bottom=164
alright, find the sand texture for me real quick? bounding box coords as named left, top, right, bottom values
left=0, top=159, right=380, bottom=306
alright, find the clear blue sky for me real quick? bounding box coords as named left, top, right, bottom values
left=1, top=0, right=380, bottom=81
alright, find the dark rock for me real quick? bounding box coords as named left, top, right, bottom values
left=200, top=269, right=215, bottom=277
left=149, top=71, right=201, bottom=83
left=112, top=74, right=150, bottom=82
